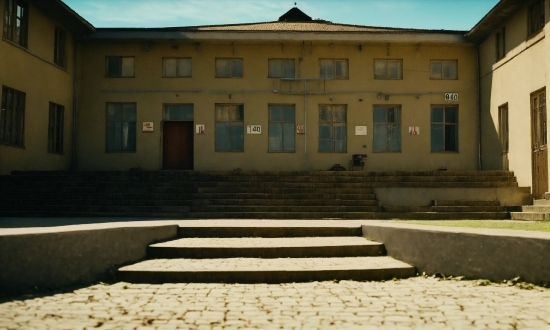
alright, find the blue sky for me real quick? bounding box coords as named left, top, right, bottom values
left=64, top=0, right=499, bottom=30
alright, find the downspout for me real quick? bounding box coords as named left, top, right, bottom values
left=71, top=37, right=79, bottom=171
left=477, top=45, right=482, bottom=170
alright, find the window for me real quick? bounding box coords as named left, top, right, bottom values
left=373, top=105, right=401, bottom=152
left=215, top=104, right=244, bottom=151
left=431, top=106, right=458, bottom=152
left=496, top=27, right=506, bottom=61
left=268, top=105, right=295, bottom=152
left=498, top=103, right=509, bottom=154
left=319, top=59, right=348, bottom=79
left=106, top=103, right=136, bottom=152
left=374, top=60, right=402, bottom=79
left=268, top=59, right=294, bottom=78
left=3, top=0, right=28, bottom=47
left=164, top=104, right=193, bottom=121
left=48, top=103, right=64, bottom=154
left=54, top=27, right=66, bottom=67
left=318, top=105, right=346, bottom=152
left=528, top=0, right=545, bottom=36
left=106, top=57, right=135, bottom=77
left=163, top=58, right=191, bottom=77
left=430, top=60, right=457, bottom=80
left=0, top=86, right=25, bottom=147
left=215, top=59, right=243, bottom=78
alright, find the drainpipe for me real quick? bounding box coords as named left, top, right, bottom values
left=477, top=45, right=482, bottom=170
left=71, top=37, right=79, bottom=171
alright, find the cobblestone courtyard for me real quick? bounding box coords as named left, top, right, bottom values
left=1, top=277, right=549, bottom=329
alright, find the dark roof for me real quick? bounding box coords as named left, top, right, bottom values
left=29, top=0, right=95, bottom=34
left=278, top=7, right=312, bottom=22
left=466, top=0, right=524, bottom=43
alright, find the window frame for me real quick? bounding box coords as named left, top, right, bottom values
left=430, top=105, right=459, bottom=153
left=3, top=0, right=28, bottom=48
left=373, top=59, right=403, bottom=80
left=318, top=104, right=347, bottom=153
left=430, top=60, right=458, bottom=80
left=54, top=27, right=67, bottom=68
left=162, top=57, right=192, bottom=78
left=372, top=105, right=402, bottom=153
left=528, top=0, right=545, bottom=37
left=215, top=104, right=244, bottom=152
left=498, top=103, right=509, bottom=154
left=319, top=59, right=349, bottom=80
left=105, top=102, right=137, bottom=153
left=163, top=103, right=194, bottom=121
left=268, top=59, right=295, bottom=78
left=215, top=58, right=244, bottom=78
left=105, top=56, right=135, bottom=78
left=0, top=85, right=26, bottom=148
left=48, top=102, right=64, bottom=154
left=268, top=104, right=295, bottom=152
left=495, top=26, right=506, bottom=61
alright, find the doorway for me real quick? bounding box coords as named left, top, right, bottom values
left=163, top=121, right=193, bottom=170
left=531, top=89, right=548, bottom=199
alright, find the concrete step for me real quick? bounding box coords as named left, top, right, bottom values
left=0, top=187, right=195, bottom=194
left=431, top=206, right=506, bottom=212
left=434, top=200, right=501, bottom=206
left=510, top=212, right=550, bottom=221
left=0, top=205, right=189, bottom=213
left=0, top=199, right=192, bottom=207
left=192, top=193, right=376, bottom=200
left=191, top=199, right=378, bottom=207
left=533, top=199, right=550, bottom=206
left=186, top=211, right=509, bottom=219
left=520, top=205, right=550, bottom=212
left=147, top=237, right=385, bottom=259
left=377, top=212, right=509, bottom=220
left=177, top=226, right=363, bottom=238
left=190, top=205, right=382, bottom=213
left=117, top=256, right=414, bottom=283
left=0, top=211, right=186, bottom=218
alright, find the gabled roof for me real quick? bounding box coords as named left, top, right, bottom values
left=278, top=7, right=312, bottom=22
left=467, top=0, right=524, bottom=43
left=29, top=0, right=95, bottom=33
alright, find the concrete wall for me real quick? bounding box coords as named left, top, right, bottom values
left=78, top=40, right=478, bottom=171
left=0, top=0, right=76, bottom=175
left=479, top=1, right=549, bottom=192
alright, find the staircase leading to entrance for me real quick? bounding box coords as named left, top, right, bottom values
left=0, top=170, right=526, bottom=219
left=117, top=224, right=415, bottom=283
left=511, top=192, right=550, bottom=221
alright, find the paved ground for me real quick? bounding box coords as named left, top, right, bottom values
left=1, top=277, right=549, bottom=330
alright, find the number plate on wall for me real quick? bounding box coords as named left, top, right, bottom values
left=247, top=125, right=261, bottom=134
left=444, top=93, right=459, bottom=102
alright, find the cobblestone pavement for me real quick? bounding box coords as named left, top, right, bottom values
left=1, top=277, right=549, bottom=330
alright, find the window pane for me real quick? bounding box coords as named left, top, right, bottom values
left=283, top=60, right=294, bottom=78
left=332, top=106, right=346, bottom=122
left=283, top=106, right=294, bottom=122
left=163, top=58, right=177, bottom=77
left=231, top=59, right=243, bottom=77
left=335, top=60, right=348, bottom=78
left=165, top=104, right=193, bottom=121
left=374, top=60, right=386, bottom=79
left=388, top=124, right=400, bottom=151
left=269, top=60, right=282, bottom=77
left=230, top=122, right=244, bottom=151
left=373, top=106, right=386, bottom=123
left=122, top=122, right=136, bottom=151
left=283, top=123, right=294, bottom=151
left=178, top=58, right=192, bottom=77
left=333, top=124, right=346, bottom=152
left=445, top=124, right=457, bottom=151
left=319, top=106, right=331, bottom=121
left=270, top=106, right=282, bottom=121
left=318, top=124, right=332, bottom=151
left=445, top=107, right=458, bottom=123
left=231, top=106, right=244, bottom=121
left=373, top=123, right=387, bottom=151
left=388, top=61, right=401, bottom=79
left=107, top=103, right=122, bottom=121
left=122, top=104, right=136, bottom=121
left=431, top=107, right=444, bottom=122
left=268, top=123, right=282, bottom=151
left=216, top=106, right=229, bottom=121
left=320, top=60, right=334, bottom=79
left=107, top=57, right=121, bottom=76
left=216, top=59, right=230, bottom=77
left=431, top=124, right=444, bottom=151
left=215, top=122, right=230, bottom=151
left=106, top=122, right=122, bottom=151
left=431, top=62, right=442, bottom=79
left=121, top=57, right=134, bottom=77
left=443, top=61, right=457, bottom=79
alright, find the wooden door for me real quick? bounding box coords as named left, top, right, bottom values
left=163, top=121, right=193, bottom=170
left=531, top=89, right=548, bottom=199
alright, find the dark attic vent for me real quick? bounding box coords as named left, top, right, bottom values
left=278, top=7, right=312, bottom=22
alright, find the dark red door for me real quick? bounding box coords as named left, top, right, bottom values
left=163, top=121, right=193, bottom=170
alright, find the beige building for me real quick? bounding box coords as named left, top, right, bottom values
left=1, top=0, right=548, bottom=197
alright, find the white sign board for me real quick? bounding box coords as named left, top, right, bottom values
left=247, top=125, right=261, bottom=134
left=142, top=122, right=153, bottom=132
left=445, top=93, right=459, bottom=102
left=409, top=126, right=420, bottom=135
left=355, top=126, right=367, bottom=135
left=196, top=124, right=205, bottom=134
left=297, top=125, right=305, bottom=134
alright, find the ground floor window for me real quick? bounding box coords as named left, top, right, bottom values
left=318, top=105, right=346, bottom=152
left=106, top=103, right=136, bottom=152
left=0, top=86, right=25, bottom=147
left=215, top=104, right=244, bottom=151
left=373, top=105, right=401, bottom=152
left=498, top=103, right=508, bottom=154
left=268, top=104, right=295, bottom=152
left=48, top=103, right=64, bottom=154
left=431, top=105, right=458, bottom=152
left=164, top=104, right=193, bottom=121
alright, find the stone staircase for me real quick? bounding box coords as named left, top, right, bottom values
left=511, top=193, right=550, bottom=221
left=0, top=170, right=526, bottom=219
left=117, top=224, right=415, bottom=283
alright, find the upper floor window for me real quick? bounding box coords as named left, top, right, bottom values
left=106, top=56, right=135, bottom=77
left=54, top=27, right=66, bottom=67
left=163, top=58, right=191, bottom=77
left=216, top=58, right=243, bottom=78
left=496, top=27, right=506, bottom=61
left=3, top=0, right=28, bottom=48
left=430, top=60, right=457, bottom=80
left=319, top=59, right=348, bottom=79
left=1, top=86, right=26, bottom=148
left=528, top=0, right=545, bottom=36
left=374, top=59, right=402, bottom=79
left=268, top=59, right=295, bottom=78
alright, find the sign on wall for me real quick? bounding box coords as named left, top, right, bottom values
left=247, top=125, right=261, bottom=134
left=142, top=122, right=153, bottom=132
left=196, top=124, right=205, bottom=134
left=444, top=93, right=459, bottom=102
left=409, top=126, right=420, bottom=135
left=297, top=125, right=305, bottom=134
left=355, top=126, right=367, bottom=135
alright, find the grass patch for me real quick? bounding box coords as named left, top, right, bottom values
left=394, top=220, right=550, bottom=232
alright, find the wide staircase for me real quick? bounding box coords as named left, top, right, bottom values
left=511, top=192, right=550, bottom=221
left=117, top=223, right=415, bottom=283
left=0, top=170, right=525, bottom=219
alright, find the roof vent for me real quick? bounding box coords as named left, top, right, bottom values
left=278, top=7, right=312, bottom=22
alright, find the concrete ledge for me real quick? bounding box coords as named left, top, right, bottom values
left=362, top=222, right=550, bottom=285
left=0, top=222, right=178, bottom=293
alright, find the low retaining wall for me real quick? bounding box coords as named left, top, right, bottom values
left=0, top=223, right=178, bottom=293
left=362, top=222, right=550, bottom=285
